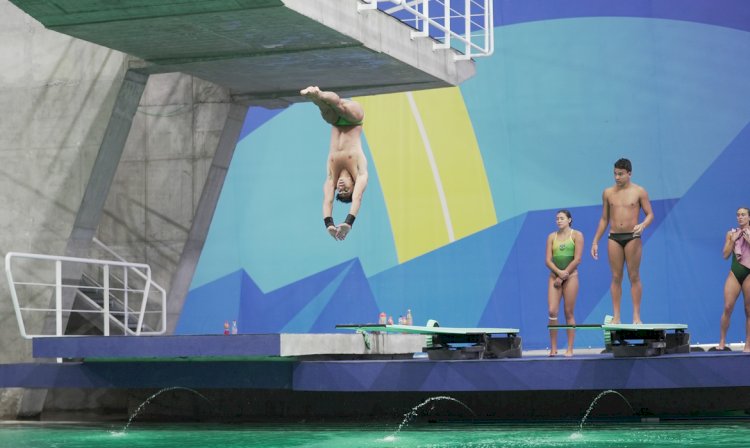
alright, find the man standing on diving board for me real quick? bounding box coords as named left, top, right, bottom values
left=301, top=86, right=369, bottom=241
left=590, top=158, right=654, bottom=324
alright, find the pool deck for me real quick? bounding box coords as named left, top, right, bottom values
left=0, top=334, right=748, bottom=391
left=3, top=334, right=750, bottom=420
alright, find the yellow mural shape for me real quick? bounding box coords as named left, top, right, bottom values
left=356, top=87, right=496, bottom=263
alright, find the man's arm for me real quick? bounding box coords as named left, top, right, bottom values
left=334, top=171, right=368, bottom=241
left=348, top=155, right=369, bottom=218
left=591, top=190, right=609, bottom=260
left=348, top=172, right=368, bottom=217
left=334, top=156, right=368, bottom=241
left=633, top=187, right=654, bottom=236
left=322, top=167, right=337, bottom=239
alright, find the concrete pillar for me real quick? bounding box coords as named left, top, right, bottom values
left=18, top=69, right=148, bottom=419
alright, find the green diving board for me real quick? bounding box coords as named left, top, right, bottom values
left=603, top=323, right=687, bottom=331
left=336, top=324, right=519, bottom=335
left=547, top=322, right=690, bottom=357
left=547, top=324, right=605, bottom=330
left=336, top=323, right=522, bottom=360
left=548, top=323, right=688, bottom=331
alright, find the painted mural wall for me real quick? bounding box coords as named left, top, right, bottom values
left=177, top=1, right=750, bottom=350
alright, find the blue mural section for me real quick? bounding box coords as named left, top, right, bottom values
left=178, top=1, right=750, bottom=349
left=639, top=121, right=750, bottom=344
left=462, top=17, right=750, bottom=221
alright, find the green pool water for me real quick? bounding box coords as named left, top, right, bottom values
left=2, top=421, right=750, bottom=448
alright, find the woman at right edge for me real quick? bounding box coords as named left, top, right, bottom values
left=718, top=207, right=750, bottom=352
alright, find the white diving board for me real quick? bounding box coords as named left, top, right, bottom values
left=336, top=324, right=522, bottom=360
left=336, top=324, right=519, bottom=335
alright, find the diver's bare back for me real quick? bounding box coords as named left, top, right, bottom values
left=606, top=183, right=644, bottom=233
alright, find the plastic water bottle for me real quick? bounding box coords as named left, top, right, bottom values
left=406, top=309, right=413, bottom=326
left=379, top=312, right=387, bottom=325
left=223, top=321, right=230, bottom=335
left=231, top=320, right=238, bottom=335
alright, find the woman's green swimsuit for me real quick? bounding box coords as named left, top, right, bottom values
left=552, top=232, right=575, bottom=270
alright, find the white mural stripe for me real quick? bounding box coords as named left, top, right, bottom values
left=406, top=91, right=455, bottom=242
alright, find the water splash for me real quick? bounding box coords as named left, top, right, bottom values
left=578, top=389, right=634, bottom=432
left=117, top=386, right=211, bottom=433
left=386, top=396, right=475, bottom=440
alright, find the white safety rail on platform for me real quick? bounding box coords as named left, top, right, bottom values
left=5, top=251, right=166, bottom=339
left=91, top=237, right=168, bottom=337
left=359, top=0, right=494, bottom=59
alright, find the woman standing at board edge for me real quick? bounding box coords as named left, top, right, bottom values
left=545, top=210, right=584, bottom=357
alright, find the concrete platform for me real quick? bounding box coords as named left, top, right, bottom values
left=32, top=334, right=425, bottom=360
left=9, top=0, right=474, bottom=107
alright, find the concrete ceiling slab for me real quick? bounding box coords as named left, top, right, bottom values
left=10, top=0, right=475, bottom=107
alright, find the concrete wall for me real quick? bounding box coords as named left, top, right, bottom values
left=0, top=0, right=127, bottom=416
left=95, top=73, right=231, bottom=305
left=0, top=0, right=232, bottom=417
left=0, top=0, right=129, bottom=362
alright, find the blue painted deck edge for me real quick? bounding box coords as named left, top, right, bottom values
left=292, top=352, right=750, bottom=392
left=1, top=351, right=749, bottom=391
left=32, top=334, right=282, bottom=358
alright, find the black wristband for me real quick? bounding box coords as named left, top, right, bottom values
left=344, top=214, right=356, bottom=226
left=324, top=217, right=334, bottom=228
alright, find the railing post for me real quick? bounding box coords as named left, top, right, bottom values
left=409, top=0, right=429, bottom=39
left=486, top=0, right=493, bottom=56
left=103, top=265, right=110, bottom=336
left=464, top=0, right=471, bottom=59
left=55, top=260, right=62, bottom=337
left=434, top=0, right=450, bottom=49
left=136, top=266, right=152, bottom=336
left=357, top=0, right=378, bottom=11
left=123, top=266, right=129, bottom=336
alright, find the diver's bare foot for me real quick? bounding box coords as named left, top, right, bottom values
left=744, top=344, right=750, bottom=353
left=300, top=86, right=320, bottom=98
left=564, top=350, right=573, bottom=357
left=610, top=318, right=621, bottom=325
left=548, top=350, right=557, bottom=357
left=633, top=320, right=643, bottom=325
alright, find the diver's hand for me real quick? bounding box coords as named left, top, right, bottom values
left=327, top=225, right=338, bottom=240
left=335, top=223, right=352, bottom=241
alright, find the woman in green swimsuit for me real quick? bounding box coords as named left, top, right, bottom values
left=545, top=210, right=584, bottom=357
left=718, top=207, right=750, bottom=351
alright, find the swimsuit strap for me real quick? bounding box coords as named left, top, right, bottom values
left=554, top=229, right=574, bottom=245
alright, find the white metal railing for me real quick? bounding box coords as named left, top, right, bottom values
left=5, top=250, right=166, bottom=339
left=92, top=238, right=167, bottom=336
left=358, top=0, right=494, bottom=60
